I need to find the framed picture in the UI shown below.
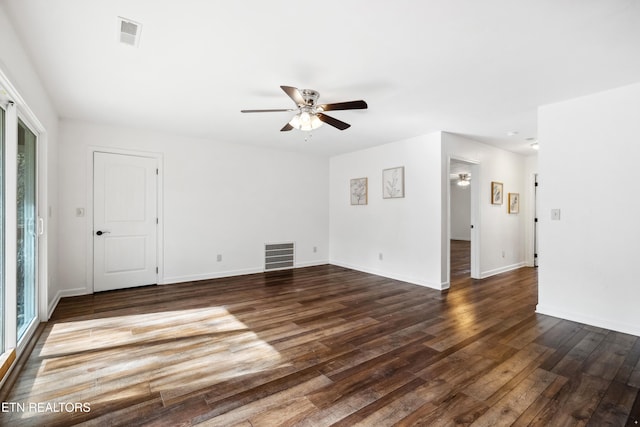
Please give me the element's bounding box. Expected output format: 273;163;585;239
383;166;404;198
350;177;368;205
508;192;520;214
491;181;503;205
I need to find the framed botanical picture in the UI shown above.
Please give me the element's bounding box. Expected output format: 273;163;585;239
491;181;503;205
508;192;520;214
383;166;405;199
350;177;368;205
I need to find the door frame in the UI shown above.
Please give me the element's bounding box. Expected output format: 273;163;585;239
85;147;164;292
446;156;481;285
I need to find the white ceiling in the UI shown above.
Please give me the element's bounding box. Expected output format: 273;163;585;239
3;0;640;157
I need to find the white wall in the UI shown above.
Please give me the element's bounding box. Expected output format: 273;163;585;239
450;182;471;240
0;5;59;317
58;120;329;295
329;132;444;289
443;133;528;279
537;82;640;336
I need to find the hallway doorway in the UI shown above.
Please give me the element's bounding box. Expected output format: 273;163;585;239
448;158;480;283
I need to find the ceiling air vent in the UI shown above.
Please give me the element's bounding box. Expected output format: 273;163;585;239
117;17;142;47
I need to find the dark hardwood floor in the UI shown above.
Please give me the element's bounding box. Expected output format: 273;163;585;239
451;239;471;280
1;259;639;426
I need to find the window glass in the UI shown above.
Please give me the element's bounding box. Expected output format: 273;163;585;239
17;119;36;340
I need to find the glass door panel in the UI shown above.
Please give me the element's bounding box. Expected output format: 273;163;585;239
17;119;36;340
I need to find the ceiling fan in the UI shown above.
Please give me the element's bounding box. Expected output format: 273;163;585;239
241;86;368;132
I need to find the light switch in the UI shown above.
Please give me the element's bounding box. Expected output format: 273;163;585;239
551;209;561;220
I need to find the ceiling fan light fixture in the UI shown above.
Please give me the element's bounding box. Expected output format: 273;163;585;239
289;112;323;131
457;173;471;187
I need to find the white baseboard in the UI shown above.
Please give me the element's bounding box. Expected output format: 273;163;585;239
536;304;640;337
47;291;61;319
480;262;526;279
47;287;90;319
162;260;329;285
162;267;264;285
295;260;329;269
329;261;445;290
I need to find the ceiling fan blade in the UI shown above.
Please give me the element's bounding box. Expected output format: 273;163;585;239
317;113;351;130
280;123;294;132
280;86;306;106
319;100;368;111
241;108;295;113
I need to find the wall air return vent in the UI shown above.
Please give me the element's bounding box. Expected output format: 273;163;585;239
117;17;142;47
265;242;295;271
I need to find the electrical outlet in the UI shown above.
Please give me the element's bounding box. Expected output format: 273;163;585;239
313;246;317;253
75;208;85;217
551;209;561;220
501;250;505;258
216;254;222;262
379;253;383;261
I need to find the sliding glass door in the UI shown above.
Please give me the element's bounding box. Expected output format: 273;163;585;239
17;119;37;340
0;73;44;381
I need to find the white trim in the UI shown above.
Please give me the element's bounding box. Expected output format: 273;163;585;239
85;146;164;293
47;290;61;319
3;102;18;351
16;317;38;355
295;260;329;269
330;261;445;290
479;262;526;279
47;287;88;319
536;304;640;338
163;267;265;285
162;259;329;285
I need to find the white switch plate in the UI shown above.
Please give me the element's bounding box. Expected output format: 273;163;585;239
551;209;561;220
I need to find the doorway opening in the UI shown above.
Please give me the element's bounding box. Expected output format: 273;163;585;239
448;158;480;283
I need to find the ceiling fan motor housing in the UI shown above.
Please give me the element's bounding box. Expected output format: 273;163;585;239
300;89;320;107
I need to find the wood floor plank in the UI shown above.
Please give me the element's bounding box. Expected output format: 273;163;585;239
464;342;554;401
533;372;610;426
0;241;637;425
588;380;639;426
469;368;559;427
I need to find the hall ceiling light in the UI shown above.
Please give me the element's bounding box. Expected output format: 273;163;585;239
457;173;471;187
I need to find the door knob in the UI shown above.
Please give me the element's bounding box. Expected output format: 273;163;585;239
96;230;110;236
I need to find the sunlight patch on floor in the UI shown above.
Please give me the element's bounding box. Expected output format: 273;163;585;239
9;307;285;422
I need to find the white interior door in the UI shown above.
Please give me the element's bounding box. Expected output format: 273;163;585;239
93;152;157;292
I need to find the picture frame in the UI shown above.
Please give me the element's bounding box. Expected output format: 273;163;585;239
508;192;520;214
383;166;405;199
350;177;368;205
491;181;503;205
